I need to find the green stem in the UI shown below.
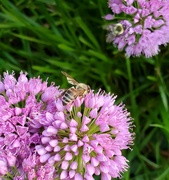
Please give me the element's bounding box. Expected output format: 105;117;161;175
126;58;134;106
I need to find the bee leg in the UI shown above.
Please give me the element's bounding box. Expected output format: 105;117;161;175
55;90;65;101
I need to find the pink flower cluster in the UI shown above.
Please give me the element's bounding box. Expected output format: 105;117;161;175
0;71;60;179
105;0;169;57
0;71;134;180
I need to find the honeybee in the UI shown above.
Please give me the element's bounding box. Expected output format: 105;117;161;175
107;23;124;37
61;71;91;105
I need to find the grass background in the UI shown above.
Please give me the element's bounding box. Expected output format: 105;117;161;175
0;0;169;179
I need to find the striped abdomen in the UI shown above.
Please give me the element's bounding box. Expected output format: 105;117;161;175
62;87;77;105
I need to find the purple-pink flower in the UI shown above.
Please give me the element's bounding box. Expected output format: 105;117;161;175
0;71;134;180
105;0;169;57
36;91;134;179
0;71;60;179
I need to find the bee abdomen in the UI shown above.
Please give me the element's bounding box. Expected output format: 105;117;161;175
62;89;76;105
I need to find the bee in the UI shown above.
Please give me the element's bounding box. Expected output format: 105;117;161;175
61;71;91;105
107;23;124;37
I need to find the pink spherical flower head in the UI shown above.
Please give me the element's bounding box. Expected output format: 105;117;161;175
105;0;169;57
0;71;61;179
36;90;135;180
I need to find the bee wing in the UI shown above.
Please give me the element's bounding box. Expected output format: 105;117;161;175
61;71;79;85
102;23;114;30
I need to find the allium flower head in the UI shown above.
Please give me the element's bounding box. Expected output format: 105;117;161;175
105;0;169;57
0;71;134;180
36;90;134;179
0;71;60;179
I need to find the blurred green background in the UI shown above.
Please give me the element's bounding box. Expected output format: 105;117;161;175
0;0;169;179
